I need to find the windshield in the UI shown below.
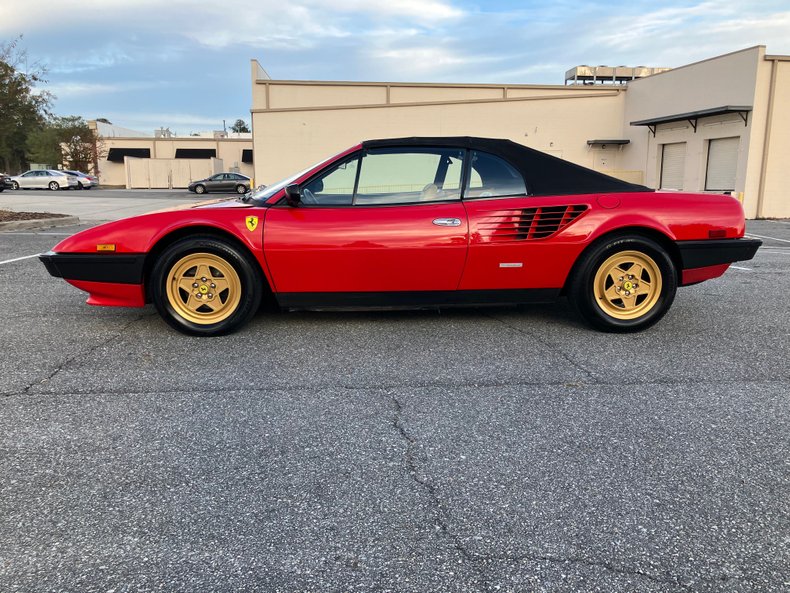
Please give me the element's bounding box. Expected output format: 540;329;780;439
245;150;354;205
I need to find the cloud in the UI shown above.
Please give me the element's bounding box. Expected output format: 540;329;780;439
4;1;790;132
325;0;464;21
46;48;134;74
45;81;163;98
100;111;232;131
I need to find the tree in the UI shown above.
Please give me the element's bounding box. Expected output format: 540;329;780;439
0;36;53;173
230;119;250;133
27;116;104;173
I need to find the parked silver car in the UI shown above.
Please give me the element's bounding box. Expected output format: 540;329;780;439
10;170;79;191
64;170;99;189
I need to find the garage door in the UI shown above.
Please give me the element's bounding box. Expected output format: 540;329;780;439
660;142;686;190
705;137;739;191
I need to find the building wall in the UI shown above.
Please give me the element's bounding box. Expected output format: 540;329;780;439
251;78;635;186
249;48;788;218
621;47;762;214
757;57;790;218
97;137;253;187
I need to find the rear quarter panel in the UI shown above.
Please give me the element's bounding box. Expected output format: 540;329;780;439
459;191;745;290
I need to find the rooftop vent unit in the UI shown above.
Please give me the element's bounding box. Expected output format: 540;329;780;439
564;65;671;85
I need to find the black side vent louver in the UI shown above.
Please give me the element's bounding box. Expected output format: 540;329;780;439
478;205;589;242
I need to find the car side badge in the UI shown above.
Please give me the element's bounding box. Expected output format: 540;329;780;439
245;216;258;232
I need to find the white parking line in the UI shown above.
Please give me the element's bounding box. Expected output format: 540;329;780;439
746;233;790;244
0;253;41;265
730;265;752;271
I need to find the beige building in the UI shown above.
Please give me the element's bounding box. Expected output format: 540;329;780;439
249;46;789;218
89;122;254;188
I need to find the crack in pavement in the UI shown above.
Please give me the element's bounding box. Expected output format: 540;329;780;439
387;391;698;591
478;552;691;590
387;392;487;587
16;313;157;397
2;377;786;400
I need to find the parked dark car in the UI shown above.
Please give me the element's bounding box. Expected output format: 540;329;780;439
188;173;251;195
0;173;13;192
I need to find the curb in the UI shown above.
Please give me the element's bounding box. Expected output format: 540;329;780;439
0;216;81;231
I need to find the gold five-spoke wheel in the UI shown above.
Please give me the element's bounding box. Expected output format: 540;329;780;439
593;250;662;320
166;253;241;324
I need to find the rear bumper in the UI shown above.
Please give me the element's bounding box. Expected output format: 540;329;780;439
40;252;145;284
677;238;762;269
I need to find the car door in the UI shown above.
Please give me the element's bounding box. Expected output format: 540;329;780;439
36;171;51;188
230;174;247;190
459;150;589;290
202;174;219;192
264;147;469;299
18;171;38;188
210;174;226;192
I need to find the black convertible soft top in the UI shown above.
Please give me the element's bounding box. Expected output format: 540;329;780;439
362;136;652;197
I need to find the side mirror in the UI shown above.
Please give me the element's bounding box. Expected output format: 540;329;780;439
284;184;301;207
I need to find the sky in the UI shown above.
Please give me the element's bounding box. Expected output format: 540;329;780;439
2;0;789;135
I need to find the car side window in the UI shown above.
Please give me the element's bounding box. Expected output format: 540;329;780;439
465;151;527;198
302;157;359;206
354;148;464;205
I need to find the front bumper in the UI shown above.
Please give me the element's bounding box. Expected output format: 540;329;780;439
40;252;146;284
676;238;762;269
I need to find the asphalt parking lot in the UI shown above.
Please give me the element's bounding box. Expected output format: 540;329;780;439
1;208;789;592
0;188;201;221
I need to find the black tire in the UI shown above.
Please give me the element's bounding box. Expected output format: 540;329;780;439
49;181;59;191
150;236;263;336
235;184;247;194
11;181;19;190
194;184;206;195
568;234;677;332
79;182;86;190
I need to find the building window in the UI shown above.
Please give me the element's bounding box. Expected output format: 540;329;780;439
705;137;739;192
660;143;686;190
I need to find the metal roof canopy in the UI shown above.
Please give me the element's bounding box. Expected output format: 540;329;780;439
630;105;752;137
106;148;152;162
586;139;630;146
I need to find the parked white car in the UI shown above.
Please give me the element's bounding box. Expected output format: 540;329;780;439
63;170;99;189
10;170;79;191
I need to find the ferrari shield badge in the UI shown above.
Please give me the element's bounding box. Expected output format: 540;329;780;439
245;216;259;232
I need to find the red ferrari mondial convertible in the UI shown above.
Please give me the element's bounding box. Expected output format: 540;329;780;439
40;137;760;336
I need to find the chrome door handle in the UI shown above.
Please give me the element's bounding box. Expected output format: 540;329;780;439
432;218;462;227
